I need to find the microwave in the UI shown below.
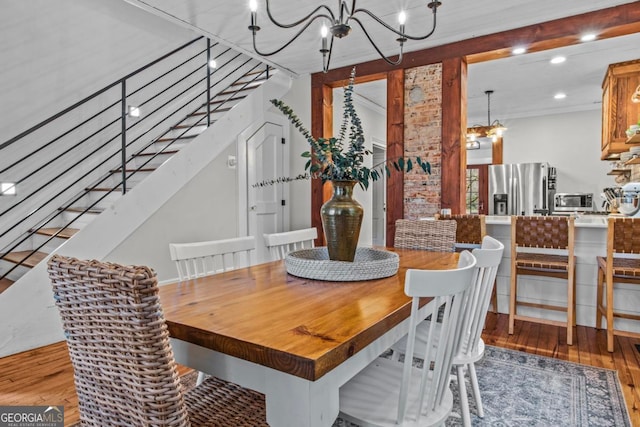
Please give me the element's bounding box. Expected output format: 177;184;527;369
553;193;594;212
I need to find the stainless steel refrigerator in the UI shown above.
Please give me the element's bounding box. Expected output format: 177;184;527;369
489;163;556;216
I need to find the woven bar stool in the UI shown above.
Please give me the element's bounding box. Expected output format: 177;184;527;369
47;255;267;427
394;218;457;252
596;217;640;352
508;215;576;345
436;214;498;312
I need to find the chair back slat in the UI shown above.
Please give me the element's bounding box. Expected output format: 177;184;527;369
459;236;505;359
264;228;317;261
169;236;256;280
394;219;457;252
397;251;476;424
47;255;190;426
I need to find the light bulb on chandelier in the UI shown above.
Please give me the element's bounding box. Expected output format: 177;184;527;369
247;0;442;73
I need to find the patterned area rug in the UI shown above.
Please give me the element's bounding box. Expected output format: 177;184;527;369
333;345;631;427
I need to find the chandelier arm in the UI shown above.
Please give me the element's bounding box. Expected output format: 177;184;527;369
351;17;403;66
265;0;335;29
322;35;335;73
351;6;438;41
341;0;355;24
252;14;332;57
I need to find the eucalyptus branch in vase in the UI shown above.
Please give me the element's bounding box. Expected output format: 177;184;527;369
255;67;431;189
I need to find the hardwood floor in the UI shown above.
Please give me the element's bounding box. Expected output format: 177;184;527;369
1;314;639;426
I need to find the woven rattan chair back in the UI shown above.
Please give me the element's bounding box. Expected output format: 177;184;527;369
394;219;457;252
47;255;267;426
509;215;576;345
169;236;256;281
48;256;190;426
437;214;486;245
596;217;640;352
264;227;317;261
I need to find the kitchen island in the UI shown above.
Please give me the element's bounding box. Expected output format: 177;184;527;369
486;215;640;334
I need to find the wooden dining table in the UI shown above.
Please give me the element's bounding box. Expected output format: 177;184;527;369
158;248;459;427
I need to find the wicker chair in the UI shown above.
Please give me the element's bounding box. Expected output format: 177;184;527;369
435;214;486;249
394;219;457;252
47;255;267;427
508;215;576;345
596;217;640;352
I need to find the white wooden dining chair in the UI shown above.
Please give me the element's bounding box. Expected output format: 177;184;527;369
169;236;256;281
339;251;477;427
390;235;504;427
169;235;256;385
263;227;317;261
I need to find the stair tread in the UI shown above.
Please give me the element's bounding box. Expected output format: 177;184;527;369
86;187;123;192
244;67;273;77
2;251;47;268
156;135;197;143
59;206;103;214
110;168;156;173
171;124;211;129
133;150;179;157
230;77;267;86
0;278;14;294
215;85;260;96
207;96;246;106
33;228;79;239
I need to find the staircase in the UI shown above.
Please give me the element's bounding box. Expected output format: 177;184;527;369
0;37;276;292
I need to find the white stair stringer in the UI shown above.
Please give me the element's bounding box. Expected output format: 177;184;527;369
0;72;292;358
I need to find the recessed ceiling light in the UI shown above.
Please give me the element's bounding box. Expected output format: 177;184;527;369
554;93;567;100
581;33;597;42
512;46;527;55
550;56;566;64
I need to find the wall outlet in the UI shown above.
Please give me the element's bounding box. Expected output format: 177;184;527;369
227;155;237;169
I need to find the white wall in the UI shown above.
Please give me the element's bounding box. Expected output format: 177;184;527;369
280;75;313;231
503;109;612;200
106;144;238;280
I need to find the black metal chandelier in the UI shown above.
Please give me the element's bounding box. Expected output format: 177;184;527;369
248;0;442;72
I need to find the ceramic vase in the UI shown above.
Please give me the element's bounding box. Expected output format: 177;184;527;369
321;180;363;262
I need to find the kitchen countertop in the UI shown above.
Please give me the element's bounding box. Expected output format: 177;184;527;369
485;215;608;228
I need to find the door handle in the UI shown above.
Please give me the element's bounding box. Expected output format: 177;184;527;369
249;205;257;211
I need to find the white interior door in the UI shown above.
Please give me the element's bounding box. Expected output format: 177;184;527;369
245;122;286;263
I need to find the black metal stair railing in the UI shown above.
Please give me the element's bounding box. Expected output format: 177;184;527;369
0;36;275;281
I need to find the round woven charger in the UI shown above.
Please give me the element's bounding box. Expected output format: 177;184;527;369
285;247;399;281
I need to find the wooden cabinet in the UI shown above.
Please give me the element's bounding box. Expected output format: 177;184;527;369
601;59;640;160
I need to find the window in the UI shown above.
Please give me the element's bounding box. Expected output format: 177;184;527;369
466;169;479;214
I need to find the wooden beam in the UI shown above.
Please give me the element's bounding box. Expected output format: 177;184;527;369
386;69;404;247
314;3;640;82
441;57;467;214
310;75;333;246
